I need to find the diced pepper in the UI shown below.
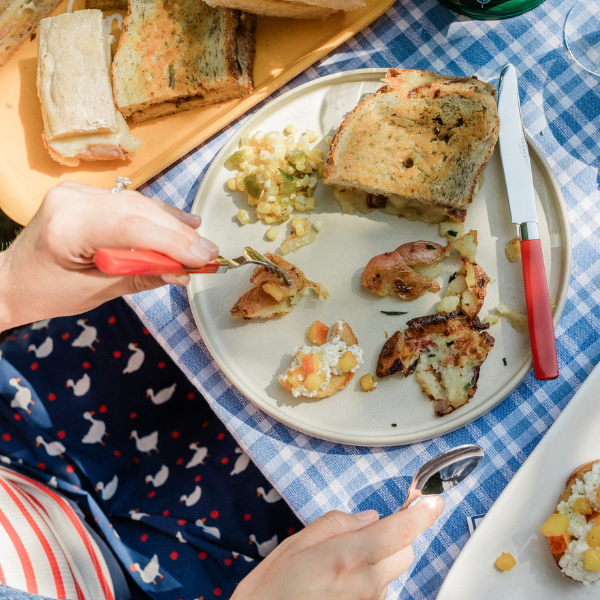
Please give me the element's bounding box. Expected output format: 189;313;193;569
301;354;319;376
540;513;570;537
227;149;247;164
494;553;516;571
338;351;358;373
307;320;329;345
244;173;262;199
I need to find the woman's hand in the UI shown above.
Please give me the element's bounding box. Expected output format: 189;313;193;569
232;496;444;600
0;181;219;330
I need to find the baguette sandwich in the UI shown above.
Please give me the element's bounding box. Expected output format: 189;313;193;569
0;0;62;66
37;10;141;166
323;69;499;224
202;0;364;19
112;0;256;123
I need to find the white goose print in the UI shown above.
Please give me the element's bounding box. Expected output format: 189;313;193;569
257;486;282;503
130;430;159;455
185;443;208;468
82;411;107;444
132;554;163;585
230;448;250;476
36;436;65;457
8;378;34;412
146;383;176;405
249;533;278;557
179;485;201;507
123;343;145;374
66;373;90;397
195;518;221;539
144;465;169;487
96;475;118;500
27;336;53;358
72;319;98;350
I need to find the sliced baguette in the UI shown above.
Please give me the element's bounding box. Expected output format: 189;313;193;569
280;321;359;399
202;0;363;19
0;0;62;66
323;68;499;223
112;0;255;123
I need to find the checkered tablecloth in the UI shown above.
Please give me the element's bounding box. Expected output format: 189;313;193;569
125;0;600;597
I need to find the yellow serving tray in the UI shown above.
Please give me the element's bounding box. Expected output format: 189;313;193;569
0;0;394;225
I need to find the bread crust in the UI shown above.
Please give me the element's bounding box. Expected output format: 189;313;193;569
279;321;358;398
112;0;256;122
323;68;499;213
548;460;600;577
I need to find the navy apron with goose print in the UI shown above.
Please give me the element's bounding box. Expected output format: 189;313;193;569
0;298;302;600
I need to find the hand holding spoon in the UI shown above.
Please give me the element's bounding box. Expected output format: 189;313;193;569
399;444;484;511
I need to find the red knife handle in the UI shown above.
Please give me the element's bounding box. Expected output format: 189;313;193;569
94;248;220;276
521;239;558;380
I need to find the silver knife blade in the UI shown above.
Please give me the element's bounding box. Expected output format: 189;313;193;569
497;63;538;227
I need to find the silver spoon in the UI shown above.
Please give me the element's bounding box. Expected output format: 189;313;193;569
399;444;484;511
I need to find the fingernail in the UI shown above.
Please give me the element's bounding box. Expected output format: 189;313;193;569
199;237;218;253
190;243;210;261
354;509;379;521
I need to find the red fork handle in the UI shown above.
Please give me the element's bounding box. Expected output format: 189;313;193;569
521;239;558;380
94;248;220;276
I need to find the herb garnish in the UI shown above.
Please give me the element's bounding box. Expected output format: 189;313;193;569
380;311;408;315
502;358;507;366
446;340;455;347
279;168;294;181
426;244;436;250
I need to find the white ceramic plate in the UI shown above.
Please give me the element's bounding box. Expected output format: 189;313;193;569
189;68;571;446
437;362;600;599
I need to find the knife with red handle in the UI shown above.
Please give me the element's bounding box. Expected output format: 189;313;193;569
497;64;558;380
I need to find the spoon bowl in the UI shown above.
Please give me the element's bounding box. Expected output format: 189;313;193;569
399;444;484;510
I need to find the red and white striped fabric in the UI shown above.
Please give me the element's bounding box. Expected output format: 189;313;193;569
0;466;115;600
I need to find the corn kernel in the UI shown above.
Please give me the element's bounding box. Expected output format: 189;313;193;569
360;373;376;392
311;148;324;160
237;210;250;225
291;216;303;226
324;136;333;145
251;131;264;145
305;129;318;143
313;219;324;232
285;124;298;135
294;202;306;212
294;221;305;237
306;197;316;210
272;204;282;216
226;178;237;191
266;226;280;241
258;201;271;213
264;131;280;146
240;134;251;146
264;216;276;224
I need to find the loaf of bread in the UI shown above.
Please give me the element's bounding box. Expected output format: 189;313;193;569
112;0;256;123
0;0;62;66
323;69;499;224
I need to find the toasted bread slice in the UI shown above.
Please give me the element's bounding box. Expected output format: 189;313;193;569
230;254;327;320
362;240;448;301
85;0;126;8
542;460;600;584
112;0;255;123
323;69;499;224
202;0;363;19
280;321;360;399
0;0;62;66
376;312;494;415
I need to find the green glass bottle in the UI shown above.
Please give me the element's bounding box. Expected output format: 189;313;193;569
437;0;546;20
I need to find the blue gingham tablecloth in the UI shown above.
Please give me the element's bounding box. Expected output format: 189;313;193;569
125;0;600;597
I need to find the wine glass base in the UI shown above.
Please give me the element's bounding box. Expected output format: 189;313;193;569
565;0;600;76
436;0;546;20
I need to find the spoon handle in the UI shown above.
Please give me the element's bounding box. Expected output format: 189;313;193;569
398;488;421;511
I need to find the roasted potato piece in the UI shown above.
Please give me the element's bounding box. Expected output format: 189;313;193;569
362;241;448;301
231;254;328;320
376;312;495;416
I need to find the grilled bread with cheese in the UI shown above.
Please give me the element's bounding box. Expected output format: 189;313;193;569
540;461;600;584
230;253;328;319
36;10;141;166
280;320;361;398
0;0;62;66
323;69;499;225
376;312;494;416
203;0;364;19
112;0;255;123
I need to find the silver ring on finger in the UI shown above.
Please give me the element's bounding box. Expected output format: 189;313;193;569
111;177;132;193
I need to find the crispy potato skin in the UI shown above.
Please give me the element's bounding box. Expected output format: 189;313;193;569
456;256;491;318
231;254;323;320
280;321;359;399
362;241;448;301
548;460;600;575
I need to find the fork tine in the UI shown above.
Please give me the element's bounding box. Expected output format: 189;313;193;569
243;247;291;286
